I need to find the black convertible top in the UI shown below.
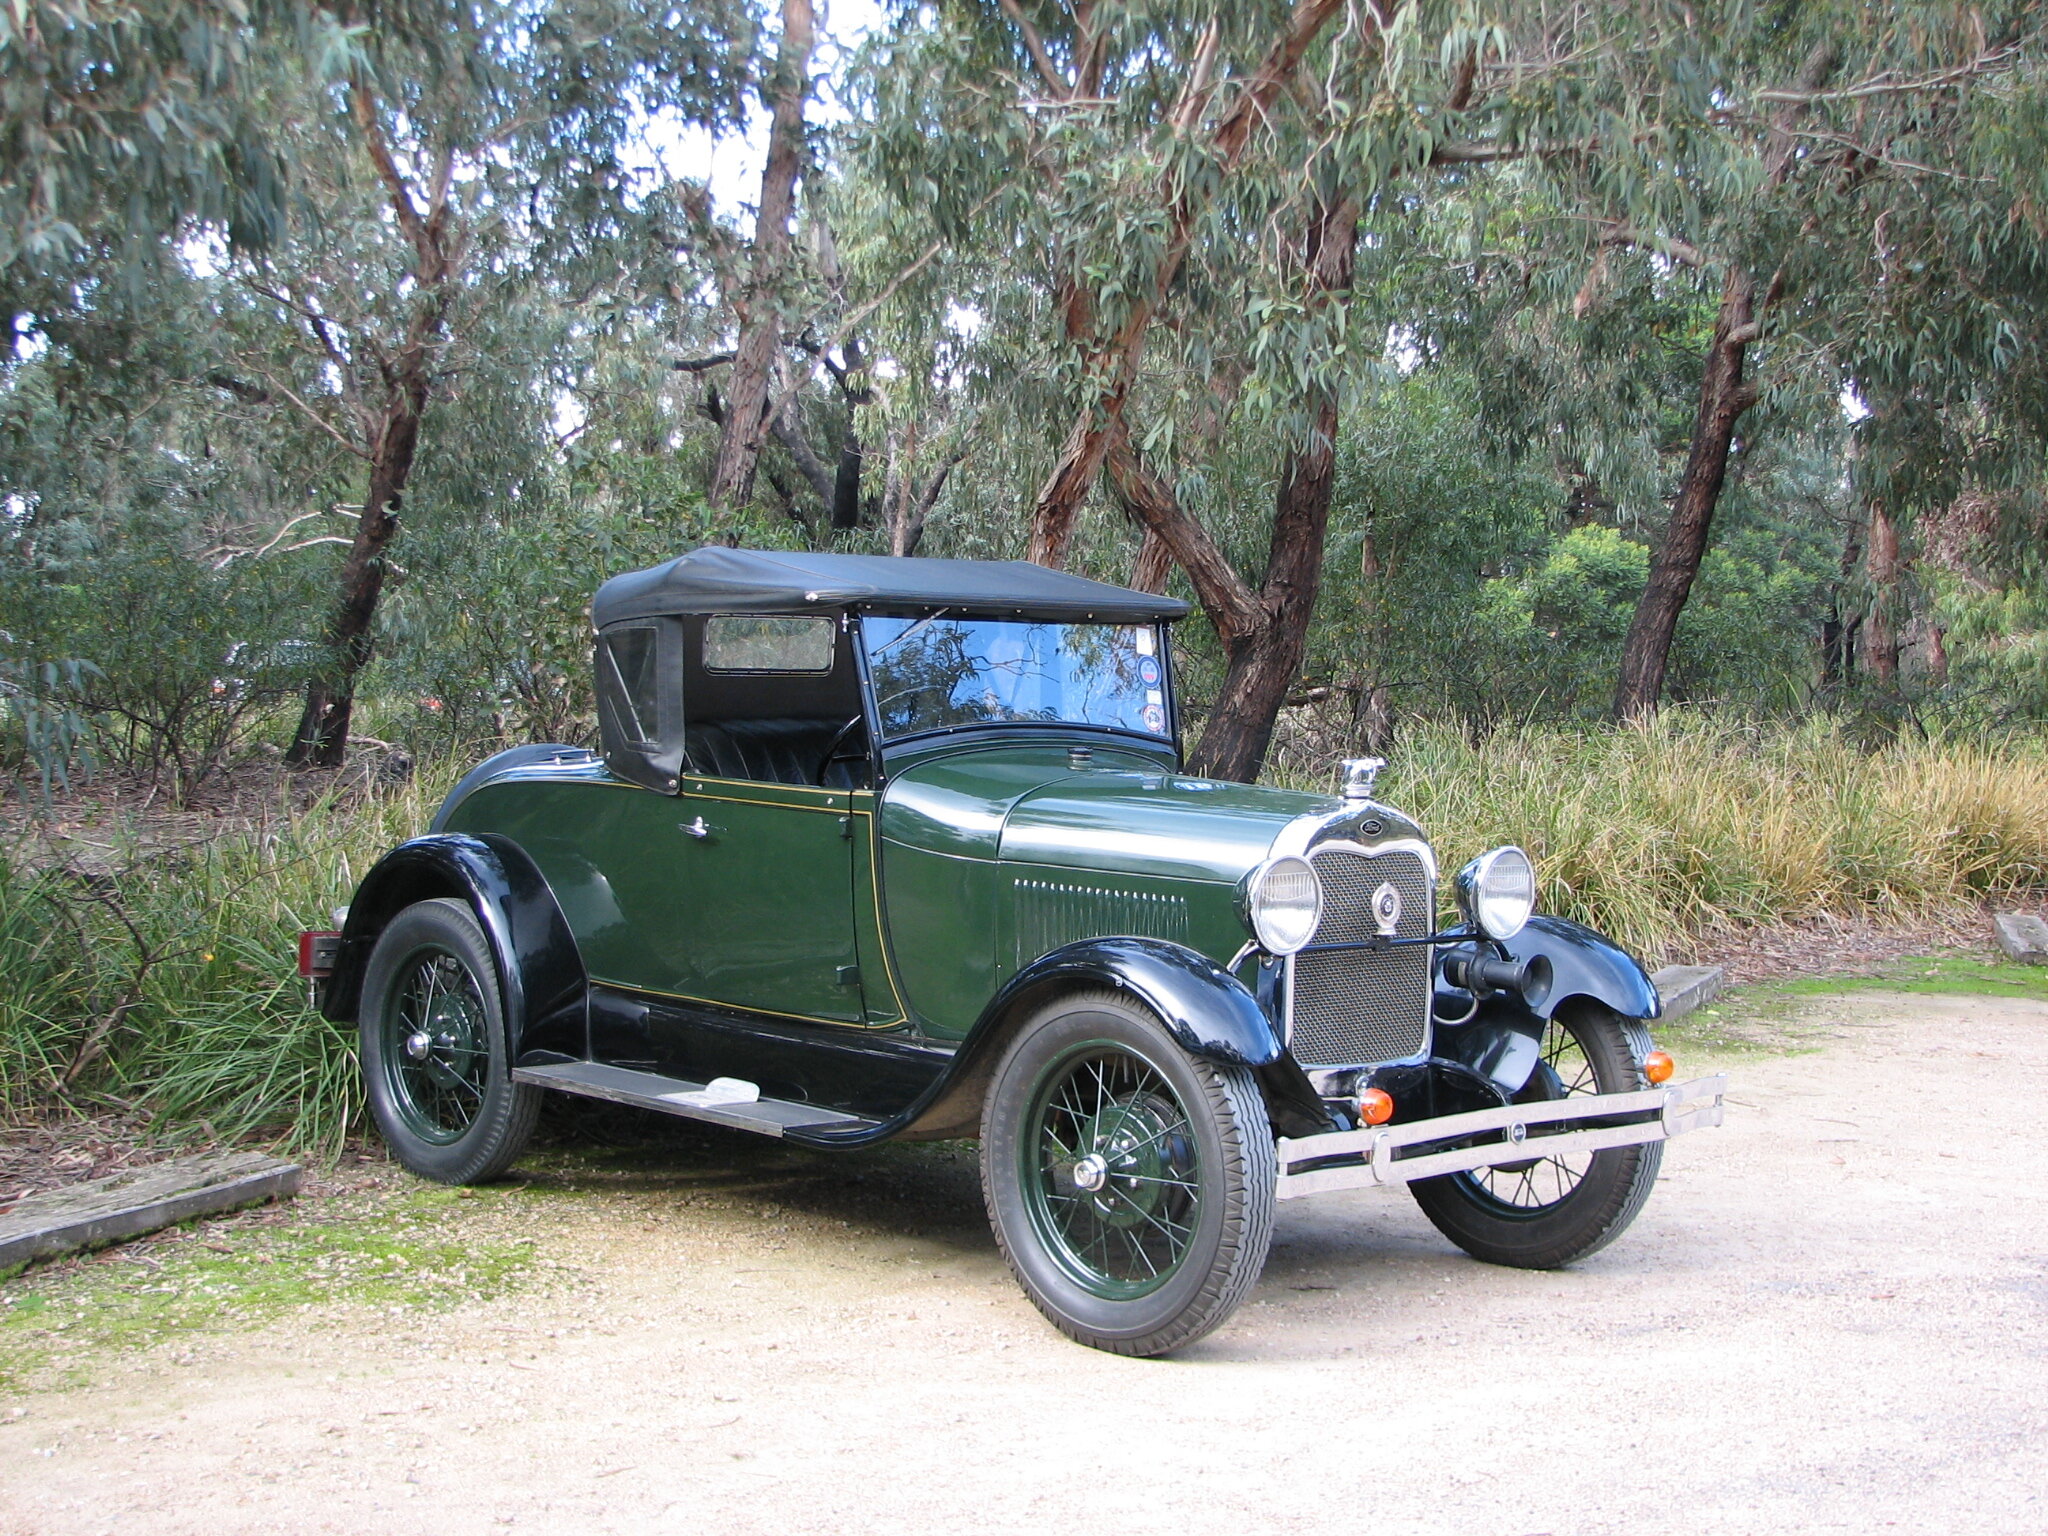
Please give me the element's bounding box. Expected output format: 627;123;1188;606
590;547;1188;628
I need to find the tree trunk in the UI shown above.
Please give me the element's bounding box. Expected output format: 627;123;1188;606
1820;514;1864;695
1189;383;1340;781
1127;529;1172;594
1609;42;1836;719
707;0;813;513
284;76;455;769
283;403;422;766
1612;266;1761;719
830;432;863;531
1865;498;1902;684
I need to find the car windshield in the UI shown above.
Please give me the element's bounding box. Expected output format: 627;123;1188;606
861;616;1170;740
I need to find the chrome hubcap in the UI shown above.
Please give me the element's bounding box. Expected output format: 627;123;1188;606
1072;1153;1109;1193
404;1030;433;1061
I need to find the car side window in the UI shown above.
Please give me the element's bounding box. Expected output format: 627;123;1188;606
704;615;835;674
602;624;662;745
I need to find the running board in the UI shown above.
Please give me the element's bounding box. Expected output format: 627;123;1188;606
512;1061;872;1138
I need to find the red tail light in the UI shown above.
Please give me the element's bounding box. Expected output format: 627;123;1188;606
298;930;342;979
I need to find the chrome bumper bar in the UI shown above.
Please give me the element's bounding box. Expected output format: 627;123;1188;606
1274;1073;1728;1200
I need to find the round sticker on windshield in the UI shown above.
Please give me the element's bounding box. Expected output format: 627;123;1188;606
1142;702;1166;734
1137;655;1161;688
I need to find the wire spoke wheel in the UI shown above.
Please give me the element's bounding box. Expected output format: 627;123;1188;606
1409;1001;1663;1270
382;950;492;1145
1465;1011;1602;1212
359;898;539;1185
981;991;1275;1356
1025;1046;1201;1299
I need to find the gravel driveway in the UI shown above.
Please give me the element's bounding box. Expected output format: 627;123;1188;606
4;990;2045;1535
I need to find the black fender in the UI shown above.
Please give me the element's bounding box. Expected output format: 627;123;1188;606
322;833;588;1061
893;936;1283;1141
1432;915;1660;1096
429;743;596;832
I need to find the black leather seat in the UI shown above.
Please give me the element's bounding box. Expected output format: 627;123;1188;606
686;718;869;788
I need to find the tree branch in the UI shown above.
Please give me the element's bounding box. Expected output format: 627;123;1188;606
996;0;1069;98
1104;427;1262;642
254;370;371;459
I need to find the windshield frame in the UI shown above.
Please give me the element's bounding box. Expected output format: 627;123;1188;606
851;611;1178;752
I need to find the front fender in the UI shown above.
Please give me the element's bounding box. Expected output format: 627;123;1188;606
1433;915;1660;1096
893;937;1283;1141
989;936;1285;1068
323;833;587;1060
1496;915;1661;1021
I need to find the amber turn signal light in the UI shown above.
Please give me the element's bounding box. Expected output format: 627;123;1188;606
1644;1049;1675;1085
1357;1087;1395;1125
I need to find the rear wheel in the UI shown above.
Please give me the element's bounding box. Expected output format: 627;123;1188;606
1408;1001;1661;1269
359;898;539;1184
980;992;1275;1357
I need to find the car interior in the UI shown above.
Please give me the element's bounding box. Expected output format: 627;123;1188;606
678;613;872;789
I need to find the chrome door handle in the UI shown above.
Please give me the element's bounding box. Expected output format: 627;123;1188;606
679;816;719;840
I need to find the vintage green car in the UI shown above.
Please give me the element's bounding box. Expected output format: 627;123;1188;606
306;549;1724;1355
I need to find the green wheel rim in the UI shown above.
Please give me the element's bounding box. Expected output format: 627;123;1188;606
379;947;491;1146
1020;1041;1201;1301
1464;1012;1600;1212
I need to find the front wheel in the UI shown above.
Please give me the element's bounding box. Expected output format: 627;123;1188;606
359;897;539;1184
980;992;1276;1357
1409;1001;1662;1269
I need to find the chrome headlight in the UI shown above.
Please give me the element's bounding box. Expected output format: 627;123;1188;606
1454;846;1536;940
1242;855;1323;956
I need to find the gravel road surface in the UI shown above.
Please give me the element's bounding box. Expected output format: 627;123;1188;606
4;990;2045;1535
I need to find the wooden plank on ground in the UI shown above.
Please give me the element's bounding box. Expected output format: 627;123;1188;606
0;1151;302;1273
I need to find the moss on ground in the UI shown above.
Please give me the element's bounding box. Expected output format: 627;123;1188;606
0;1178;553;1394
1651;954;2048;1064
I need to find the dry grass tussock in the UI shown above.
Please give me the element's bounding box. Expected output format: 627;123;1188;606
1271;714;2048;965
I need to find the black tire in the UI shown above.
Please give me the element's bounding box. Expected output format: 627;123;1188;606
1409;1001;1661;1269
359;897;539;1184
980;991;1276;1357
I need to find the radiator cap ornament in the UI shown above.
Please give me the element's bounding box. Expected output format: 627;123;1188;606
1341;757;1385;802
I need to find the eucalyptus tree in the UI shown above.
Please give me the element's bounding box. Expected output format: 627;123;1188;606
0;0;291;317
198;0;752;767
1494;5;2043;717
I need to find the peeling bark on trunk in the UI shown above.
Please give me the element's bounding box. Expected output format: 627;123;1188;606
1127;529;1172;594
707;0;813;514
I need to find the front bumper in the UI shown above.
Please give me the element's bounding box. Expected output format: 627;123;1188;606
1275;1074;1728;1199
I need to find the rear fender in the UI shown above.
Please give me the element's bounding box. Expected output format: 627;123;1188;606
323;833;587;1060
896;937;1284;1140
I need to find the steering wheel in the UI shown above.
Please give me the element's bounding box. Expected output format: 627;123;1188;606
815;714;872;787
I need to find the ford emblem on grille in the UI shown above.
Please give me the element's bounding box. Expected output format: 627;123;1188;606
1372;881;1402;937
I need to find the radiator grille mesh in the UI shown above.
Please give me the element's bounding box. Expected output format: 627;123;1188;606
1287;848;1434;1067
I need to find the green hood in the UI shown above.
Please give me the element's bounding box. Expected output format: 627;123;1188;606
999;771;1331;884
879;742;1338;885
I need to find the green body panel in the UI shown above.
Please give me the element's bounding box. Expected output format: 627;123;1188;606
875;744;1341;1039
441;736;1363;1048
446;767;868;1026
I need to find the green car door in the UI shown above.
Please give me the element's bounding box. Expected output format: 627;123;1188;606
660;777;867;1024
